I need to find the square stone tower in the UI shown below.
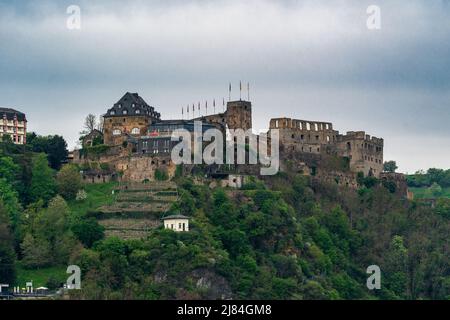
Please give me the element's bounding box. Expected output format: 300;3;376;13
225;100;252;131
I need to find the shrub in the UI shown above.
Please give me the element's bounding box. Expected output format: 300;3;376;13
76;189;88;201
155;169;169;181
57;164;82;200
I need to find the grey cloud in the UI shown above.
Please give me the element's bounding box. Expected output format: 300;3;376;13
0;0;449;172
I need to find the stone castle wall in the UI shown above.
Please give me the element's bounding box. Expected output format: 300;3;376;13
103;115;154;146
337;131;384;177
270;117;339;155
270;117;384;178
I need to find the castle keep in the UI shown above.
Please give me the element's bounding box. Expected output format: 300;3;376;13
103;92;161;146
74;91;386;185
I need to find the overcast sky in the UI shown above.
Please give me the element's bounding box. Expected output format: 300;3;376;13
0;0;449;173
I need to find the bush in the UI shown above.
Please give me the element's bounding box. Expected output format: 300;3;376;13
72;218;105;248
435;198;450;218
155;169;169;181
382;180;397;193
76;190;88;201
85;144;110;157
429;182;443;197
46;276;62;290
100;163;110;171
57;164;82;200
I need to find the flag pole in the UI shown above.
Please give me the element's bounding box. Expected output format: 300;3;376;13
239;81;242;101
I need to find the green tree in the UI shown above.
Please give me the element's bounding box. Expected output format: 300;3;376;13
0;201;16;284
35;196;77;264
30;153;57;204
383;161;398;173
28;134;68;170
72;218;105;248
21;196;78;267
0;154;20;186
21;233;52;268
57;164;82;200
435;198;450;218
384;235;408;297
0;178;20;228
428;182;443;197
1;134;12;144
427;168;445;185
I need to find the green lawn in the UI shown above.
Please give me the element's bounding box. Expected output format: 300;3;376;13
68;182;118;217
15;263;67;288
409;187;450;199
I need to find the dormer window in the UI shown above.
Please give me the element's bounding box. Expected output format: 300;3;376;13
123;110;128;115
118;104;122;108
132;104;135;108
110;111;115;115
136;109;140;114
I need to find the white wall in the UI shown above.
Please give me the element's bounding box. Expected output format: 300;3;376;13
164;218;189;232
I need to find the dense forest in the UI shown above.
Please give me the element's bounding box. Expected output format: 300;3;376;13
0;136;449;300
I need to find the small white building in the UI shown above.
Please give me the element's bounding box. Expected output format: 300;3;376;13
162;214;190;232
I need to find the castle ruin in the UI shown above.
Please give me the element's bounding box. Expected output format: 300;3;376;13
74;91;387;187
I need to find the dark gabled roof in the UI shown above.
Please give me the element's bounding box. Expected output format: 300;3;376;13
104;92;161;119
0;107;27;121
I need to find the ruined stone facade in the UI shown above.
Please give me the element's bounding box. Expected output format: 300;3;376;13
270;117;384;177
379;172;413;200
337;131;384;177
270;118;338;155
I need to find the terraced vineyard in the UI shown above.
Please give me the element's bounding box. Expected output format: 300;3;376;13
91;181;179;239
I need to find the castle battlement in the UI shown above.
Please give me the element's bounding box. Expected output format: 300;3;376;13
270;117;334;132
340;131;384;146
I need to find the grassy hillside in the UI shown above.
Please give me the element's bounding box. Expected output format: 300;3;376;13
409;187;450;199
15;263;67;288
67;182;117;217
